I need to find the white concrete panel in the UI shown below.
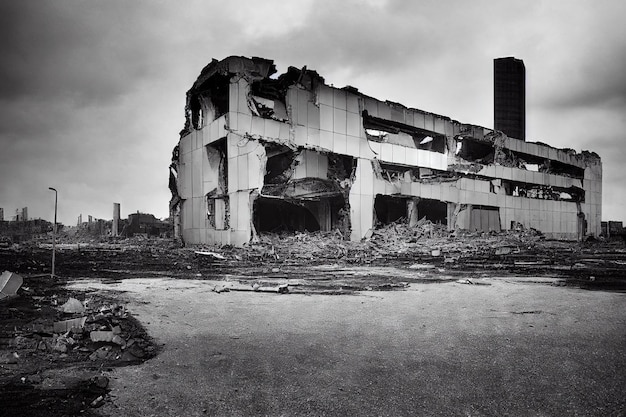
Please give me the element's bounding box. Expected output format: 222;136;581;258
347;112;361;137
307;127;320;148
377;103;391;120
229;81;239;113
346;135;360;157
359;138;375;159
333;108;347;135
391;145;407;165
227;157;237;194
333;133;347;155
307;102;320;130
191;149;203;197
248;152;263;190
368;141;381;157
251;116;265;136
380;143;393;162
320;130;333;151
237;113;252;134
294;125;307;147
318;85;333;106
347;93;360;114
333;89;347;110
320;104;333;132
265;119;281;139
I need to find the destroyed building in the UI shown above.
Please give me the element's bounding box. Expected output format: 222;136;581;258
169;56;602;246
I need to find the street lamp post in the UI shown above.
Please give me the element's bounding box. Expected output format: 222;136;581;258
48;187;57;279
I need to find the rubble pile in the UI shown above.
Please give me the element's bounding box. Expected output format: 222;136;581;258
0;275;157;413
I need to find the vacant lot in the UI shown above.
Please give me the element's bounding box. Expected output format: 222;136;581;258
68;276;626;417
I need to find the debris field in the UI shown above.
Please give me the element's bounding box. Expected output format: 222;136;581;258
1;223;626;415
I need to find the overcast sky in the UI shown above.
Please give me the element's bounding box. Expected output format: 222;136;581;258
0;0;624;226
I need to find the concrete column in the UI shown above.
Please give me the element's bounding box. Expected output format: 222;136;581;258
112;203;121;236
407;198;419;227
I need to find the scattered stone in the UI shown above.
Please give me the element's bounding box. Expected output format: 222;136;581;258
60;297;85;314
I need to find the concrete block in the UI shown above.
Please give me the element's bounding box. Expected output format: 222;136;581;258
347;112;361;137
421;184;432;199
320;104;333;131
333;108;347;134
488;193;498;206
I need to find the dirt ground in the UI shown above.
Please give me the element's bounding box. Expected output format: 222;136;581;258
1;231;626;416
63;277;626;417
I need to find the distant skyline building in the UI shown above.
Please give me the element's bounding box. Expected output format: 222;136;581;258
494;57;525;141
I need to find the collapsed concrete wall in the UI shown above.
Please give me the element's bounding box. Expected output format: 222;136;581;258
171;56;602;246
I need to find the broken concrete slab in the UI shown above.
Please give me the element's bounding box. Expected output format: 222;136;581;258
195;251;226;260
90;331;126;346
53;317;87;334
0;270;23;300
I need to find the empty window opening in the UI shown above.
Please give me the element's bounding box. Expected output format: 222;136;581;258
188;74;230;130
416;199;447;224
264;145;296;184
502;180;584;202
253;198;320;233
456;139;494;163
207;138;228;194
374;195;407;225
206;196;229;230
362;111;446;153
328;154;355;182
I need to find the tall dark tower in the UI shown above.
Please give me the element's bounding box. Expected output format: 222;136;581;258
494;57;525;141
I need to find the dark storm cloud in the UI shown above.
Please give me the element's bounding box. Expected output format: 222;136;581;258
0;1;163;106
